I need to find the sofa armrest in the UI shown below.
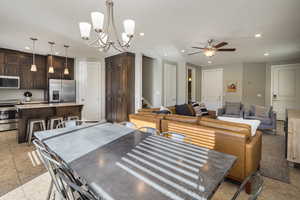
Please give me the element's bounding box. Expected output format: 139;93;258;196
217;107;225;116
271;112;277;129
245;131;262;177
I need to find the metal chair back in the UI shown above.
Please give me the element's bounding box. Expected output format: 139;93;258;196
118;121;137;129
138;126;159;135
33;139;98;200
56;120;88;129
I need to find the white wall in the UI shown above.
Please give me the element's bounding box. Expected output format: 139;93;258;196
201;63;244;103
242;63;266;106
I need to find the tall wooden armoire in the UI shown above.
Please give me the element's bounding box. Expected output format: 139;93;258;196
105;52;135;122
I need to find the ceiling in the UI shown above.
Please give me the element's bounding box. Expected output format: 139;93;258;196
0;0;300;66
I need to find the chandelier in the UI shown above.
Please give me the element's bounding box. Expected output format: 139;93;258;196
79;0;135;52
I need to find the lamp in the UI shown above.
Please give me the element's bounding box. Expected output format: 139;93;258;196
79;0;135;52
64;45;70;75
48;42;55;73
30;38;38;72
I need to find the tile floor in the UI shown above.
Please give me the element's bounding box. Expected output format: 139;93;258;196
0;125;300;200
0;130;46;197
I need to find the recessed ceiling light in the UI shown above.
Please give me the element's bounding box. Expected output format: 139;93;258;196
255;33;262;38
208;61;212;64
139;32;145;36
164;53;167;57
25;46;30;50
264;52;269;56
181;49;185;53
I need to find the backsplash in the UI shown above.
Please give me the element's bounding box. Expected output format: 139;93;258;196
0;89;45;101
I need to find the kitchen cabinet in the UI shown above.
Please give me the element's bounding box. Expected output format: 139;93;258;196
19;53;47;89
0;51;20;76
46;55;74;80
0;48;74;90
105;52;135;122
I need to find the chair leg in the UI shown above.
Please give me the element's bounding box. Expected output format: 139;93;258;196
28;122;34;144
46;179;54;200
42;121;46;130
245;181;251;194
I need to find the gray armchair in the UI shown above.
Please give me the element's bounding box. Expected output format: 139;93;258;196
244;105;277;131
217;102;244;118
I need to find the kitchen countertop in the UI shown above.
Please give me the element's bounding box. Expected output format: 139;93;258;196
15;103;83;110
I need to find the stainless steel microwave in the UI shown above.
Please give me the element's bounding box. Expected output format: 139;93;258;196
0;76;20;89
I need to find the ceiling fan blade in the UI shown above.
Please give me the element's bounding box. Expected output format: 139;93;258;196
192;47;205;49
188;52;201;55
214;42;228;48
217;48;236;51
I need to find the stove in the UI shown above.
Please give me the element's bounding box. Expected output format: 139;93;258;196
0;99;19;131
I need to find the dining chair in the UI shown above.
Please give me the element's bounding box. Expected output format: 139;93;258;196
56;120;87;129
137;126;159;135
33;139;99;200
118;121;137;129
231;171;263;200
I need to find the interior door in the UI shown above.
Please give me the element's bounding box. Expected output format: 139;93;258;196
164;63;177;106
84;62;101;121
272;64;300;120
202;69;223;111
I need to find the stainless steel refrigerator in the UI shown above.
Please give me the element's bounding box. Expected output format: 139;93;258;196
48;79;76;103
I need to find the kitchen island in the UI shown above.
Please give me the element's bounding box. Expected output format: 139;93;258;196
16;103;83;143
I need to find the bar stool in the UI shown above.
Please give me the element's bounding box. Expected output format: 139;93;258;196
67;116;80;121
27;119;46;144
47;117;64;130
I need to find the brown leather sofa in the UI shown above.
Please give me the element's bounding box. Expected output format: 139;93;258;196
129;110;262;182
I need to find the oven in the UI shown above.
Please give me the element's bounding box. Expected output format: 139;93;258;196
0;100;19;131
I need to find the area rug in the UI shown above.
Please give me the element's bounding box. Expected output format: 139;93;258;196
260;130;290;183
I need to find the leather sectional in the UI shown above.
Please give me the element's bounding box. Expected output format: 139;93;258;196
129;107;262;183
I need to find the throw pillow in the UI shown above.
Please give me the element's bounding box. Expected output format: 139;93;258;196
175;104;193;116
192;102;208;116
225;102;241;115
152;106;172;114
152;110;171;114
255;105;271;118
187;104;196;116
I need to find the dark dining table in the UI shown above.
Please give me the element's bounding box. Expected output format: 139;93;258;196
35;123;236;200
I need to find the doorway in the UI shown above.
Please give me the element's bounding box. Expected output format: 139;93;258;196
201;69;223;111
187;66;196;103
142;56;155;108
271;64;300;120
77;61;104;122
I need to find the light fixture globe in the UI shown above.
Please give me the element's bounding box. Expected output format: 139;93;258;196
79;22;91;40
30;64;37;72
48;66;54;73
204;49;216;57
91;12;104;32
64;67;69;75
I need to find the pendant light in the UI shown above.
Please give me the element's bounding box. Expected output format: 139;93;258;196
30;38;38;72
48;42;55;73
63;45;69;75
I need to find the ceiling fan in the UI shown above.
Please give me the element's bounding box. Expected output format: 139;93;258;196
188;39;236;57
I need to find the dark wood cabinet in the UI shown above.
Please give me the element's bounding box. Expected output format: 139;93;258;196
0;51;20;76
19;53;47;89
0;48;74;90
46;55;74;80
105;52;135;122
